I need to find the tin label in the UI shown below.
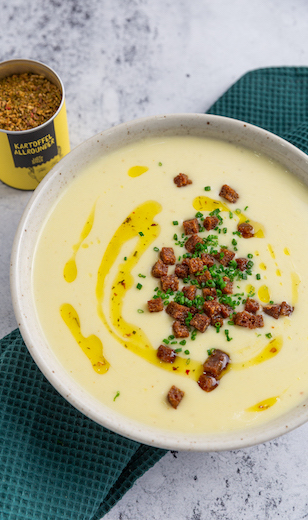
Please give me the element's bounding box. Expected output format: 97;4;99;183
7;120;58;168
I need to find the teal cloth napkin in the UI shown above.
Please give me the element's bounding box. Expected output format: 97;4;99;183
207;66;308;153
2;67;308;519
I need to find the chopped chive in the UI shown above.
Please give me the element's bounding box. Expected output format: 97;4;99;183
266;333;272;339
138;231;144;236
229;211;233;219
173;220;179;225
138;273;146;278
207;348;215;356
137;309;144;313
154;247;159;252
163;339;169;344
113;391;120;401
215;322;221;333
247;253;253;259
244;206;248;211
158;162;162;166
204;186;211;191
136;283;142;290
184;349;190;355
179;340;187;346
224;329;233;342
173;234;178;240
256;273;261;280
175;347;182;353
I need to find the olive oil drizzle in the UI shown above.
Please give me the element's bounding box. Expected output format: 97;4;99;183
60;303;109;374
94;200;202;379
291;271;301;305
60;199;284;379
258;284;271;303
237;212;265;238
267;244;276;259
246;396;279;412
231;336;283;371
63;203;96;283
193;196;229;213
128;165;149;177
192;195;265;238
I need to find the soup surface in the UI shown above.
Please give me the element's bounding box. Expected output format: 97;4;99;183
33;136;308;434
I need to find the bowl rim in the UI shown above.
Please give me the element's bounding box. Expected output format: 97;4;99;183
10;112;308;451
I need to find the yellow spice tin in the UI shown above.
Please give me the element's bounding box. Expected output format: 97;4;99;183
0;59;70;190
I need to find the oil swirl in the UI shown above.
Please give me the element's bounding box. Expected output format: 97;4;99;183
95;200;202;379
246;396;279;412
192;195;265;237
63;203;96;283
193;196;230;213
258;285;271;303
128;165;149;177
231;336;282;370
60;303;109;373
291;272;301;305
60;199;283;378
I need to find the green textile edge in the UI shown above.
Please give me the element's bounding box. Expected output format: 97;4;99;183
207;66;308;154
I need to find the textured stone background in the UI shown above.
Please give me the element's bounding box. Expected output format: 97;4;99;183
1;1;308;519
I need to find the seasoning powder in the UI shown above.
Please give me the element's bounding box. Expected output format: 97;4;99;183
0;67;70;190
0;73;61;131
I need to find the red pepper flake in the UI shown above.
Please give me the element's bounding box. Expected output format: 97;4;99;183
185;369;190;375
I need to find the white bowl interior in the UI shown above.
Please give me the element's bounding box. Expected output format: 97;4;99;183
10;113;308;450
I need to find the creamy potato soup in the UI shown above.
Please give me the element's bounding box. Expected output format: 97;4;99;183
33;136;308;434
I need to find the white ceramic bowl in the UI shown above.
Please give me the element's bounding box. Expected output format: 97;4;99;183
10;114;308;451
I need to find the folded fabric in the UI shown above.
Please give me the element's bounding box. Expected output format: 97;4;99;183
1;66;308;520
0;329;166;520
207;66;308;154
